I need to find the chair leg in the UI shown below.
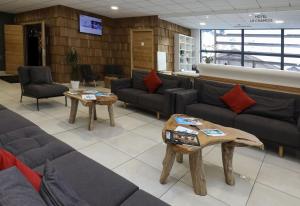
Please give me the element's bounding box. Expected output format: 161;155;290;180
36;98;40;111
20;94;23;103
278;145;284;157
65;96;68;107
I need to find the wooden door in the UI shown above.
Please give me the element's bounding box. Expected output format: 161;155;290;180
131;30;154;71
4;25;24;74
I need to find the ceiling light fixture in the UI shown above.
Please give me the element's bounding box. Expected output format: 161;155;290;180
200;22;206;26
111;6;119;10
274;20;284;24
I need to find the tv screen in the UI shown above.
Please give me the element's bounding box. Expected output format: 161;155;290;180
79;15;102;36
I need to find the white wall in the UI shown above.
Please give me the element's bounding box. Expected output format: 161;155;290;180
198;63;300;89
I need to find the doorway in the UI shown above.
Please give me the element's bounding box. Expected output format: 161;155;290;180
131;29;154;73
25;24;42;66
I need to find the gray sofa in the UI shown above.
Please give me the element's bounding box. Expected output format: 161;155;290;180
0;105;169;206
111;70;192;118
176;79;300;155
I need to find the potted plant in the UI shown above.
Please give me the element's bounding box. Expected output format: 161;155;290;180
204;56;214;64
66;47;79;90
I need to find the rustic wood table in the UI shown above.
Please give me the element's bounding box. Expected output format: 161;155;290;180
160;114;264;196
64;92;118;130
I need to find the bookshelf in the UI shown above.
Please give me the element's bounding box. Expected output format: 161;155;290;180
174;33;195;72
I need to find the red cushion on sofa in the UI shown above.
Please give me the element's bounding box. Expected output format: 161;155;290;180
143;70;162;93
0;149;41;191
220;84;256;113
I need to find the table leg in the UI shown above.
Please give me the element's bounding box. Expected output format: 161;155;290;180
108;104;115;127
221;142;235;186
88;104;95;131
69;99;79;124
189;150;207;196
94;104;97;120
160;144;176;184
176;153;183;163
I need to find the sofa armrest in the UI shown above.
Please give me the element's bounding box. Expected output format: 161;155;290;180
175;89;198;114
111;78;132;94
163;88;185;116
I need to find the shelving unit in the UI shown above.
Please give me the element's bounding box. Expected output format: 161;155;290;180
174;33;195;72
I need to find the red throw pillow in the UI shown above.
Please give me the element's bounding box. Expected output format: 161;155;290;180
0;149;41;191
144;70;162;93
220;84;256;113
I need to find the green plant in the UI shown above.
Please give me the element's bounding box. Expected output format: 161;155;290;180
204;56;214;64
66;47;79;80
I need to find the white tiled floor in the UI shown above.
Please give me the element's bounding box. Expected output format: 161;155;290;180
1;80;300;206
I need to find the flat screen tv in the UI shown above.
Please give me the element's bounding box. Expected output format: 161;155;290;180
79;14;102;36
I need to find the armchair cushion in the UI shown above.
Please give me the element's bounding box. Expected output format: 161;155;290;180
156;79;180;95
30;67;52;84
24;84;68;98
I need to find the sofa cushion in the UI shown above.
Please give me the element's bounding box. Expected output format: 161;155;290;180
199;83;233;108
186;103;236;127
0;126;74;169
132;71;148;91
0;167;46;206
40;161;90;206
221;84;256;113
0;149;41;191
243;94;295;123
144;70;162;93
138;93;165;112
156;79;180;95
235;114;300;147
23;84;68;98
117;88;147;104
30;67;52;84
121;190;169;206
34;151;138;206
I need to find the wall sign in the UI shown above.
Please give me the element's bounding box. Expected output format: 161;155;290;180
250;14;273;23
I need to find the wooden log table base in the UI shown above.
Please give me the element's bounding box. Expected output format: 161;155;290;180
160;114;264;196
64;92;117;130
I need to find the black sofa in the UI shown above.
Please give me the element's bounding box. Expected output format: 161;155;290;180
0;104;169;206
176;79;300;156
111;70;192;118
18;66;69;111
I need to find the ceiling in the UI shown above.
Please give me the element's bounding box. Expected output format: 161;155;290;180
1;0;300;29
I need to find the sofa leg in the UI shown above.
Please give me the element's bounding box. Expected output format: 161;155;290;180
65;96;68;107
278;145;284;157
156;112;160;120
36;99;40;111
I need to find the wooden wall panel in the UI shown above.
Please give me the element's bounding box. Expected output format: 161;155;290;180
4;25;24;74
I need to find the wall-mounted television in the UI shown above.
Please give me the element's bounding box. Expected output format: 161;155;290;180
79;14;102;36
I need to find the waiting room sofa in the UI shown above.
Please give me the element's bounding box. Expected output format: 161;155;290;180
0;104;169;206
176;79;300;156
111;70;192;118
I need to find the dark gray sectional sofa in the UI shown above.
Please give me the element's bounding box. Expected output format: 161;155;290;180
0;104;169;206
111;70;192;117
176;79;300;154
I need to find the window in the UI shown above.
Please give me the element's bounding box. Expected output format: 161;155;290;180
200;29;300;71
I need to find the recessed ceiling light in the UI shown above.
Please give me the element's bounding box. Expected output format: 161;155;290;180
111;6;119;10
205;16;209;19
254;12;261;15
200;22;206;26
274;20;284;24
249;14;252;17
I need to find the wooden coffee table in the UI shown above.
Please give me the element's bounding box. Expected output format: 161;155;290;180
160;114;264;196
64;92;118;130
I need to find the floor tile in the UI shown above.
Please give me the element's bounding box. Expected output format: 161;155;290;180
131;124;164;143
161;181;228;206
264;152;300;173
247;183;300;206
257;162;300;198
181;163;254;206
127;111;157;123
105;132;158;157
79;142;132;169
114;159;177;198
112;115;148;130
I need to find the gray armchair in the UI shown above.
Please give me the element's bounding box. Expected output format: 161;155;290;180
18;66;69;111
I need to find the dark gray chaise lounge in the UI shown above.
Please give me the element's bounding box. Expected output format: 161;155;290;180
0;104;169;206
18;66;69;111
176;79;300;156
111;69;192;118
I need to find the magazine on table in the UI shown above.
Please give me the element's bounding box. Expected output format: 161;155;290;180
82;94;96;100
201;129;225;137
83;90;99;94
165;129;200;146
175;117;202;126
95;92;113;97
